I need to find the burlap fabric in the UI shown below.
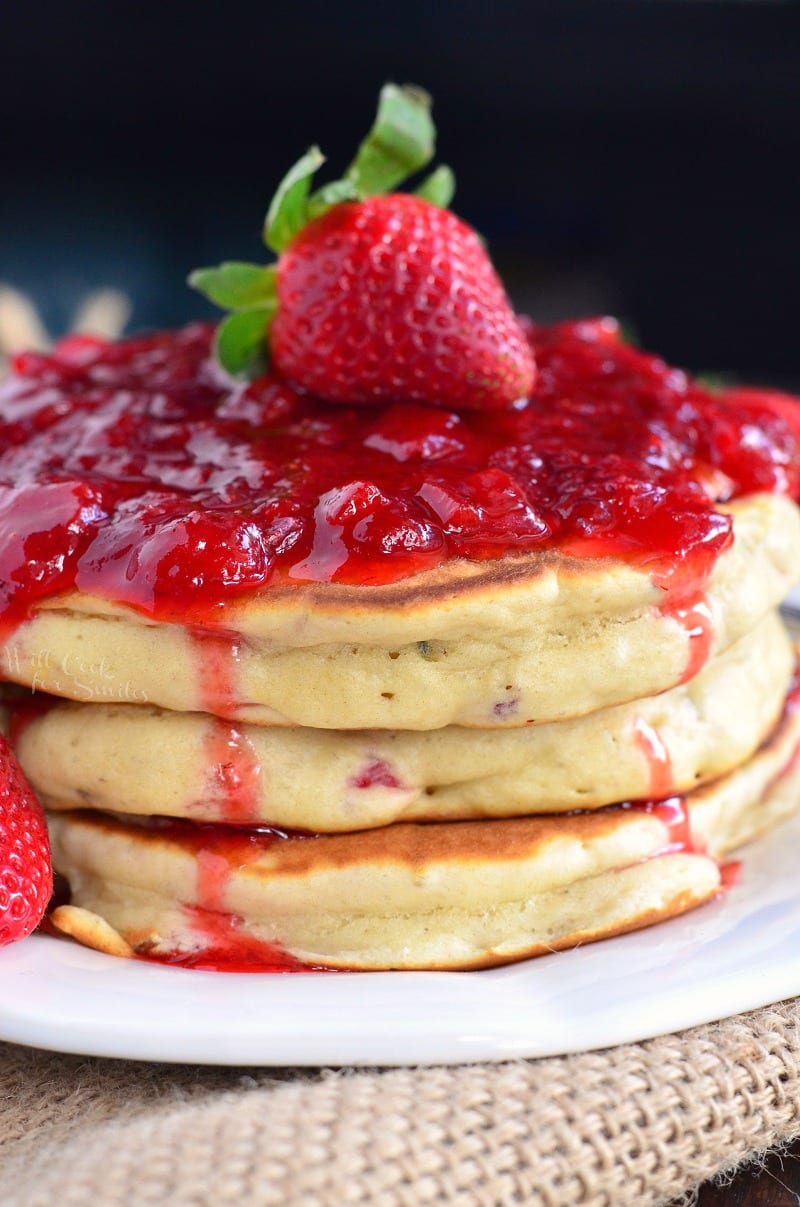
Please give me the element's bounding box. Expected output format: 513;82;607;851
2;999;800;1206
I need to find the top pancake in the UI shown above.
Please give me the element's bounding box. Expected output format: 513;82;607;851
2;321;800;728
2;491;799;728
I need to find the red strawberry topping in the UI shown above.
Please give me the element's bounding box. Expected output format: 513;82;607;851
270;195;534;410
721;386;800;447
0;734;52;947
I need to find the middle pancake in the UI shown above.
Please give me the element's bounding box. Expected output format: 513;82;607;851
12;610;792;832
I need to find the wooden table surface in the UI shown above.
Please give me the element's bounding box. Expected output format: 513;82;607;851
696;1139;800;1205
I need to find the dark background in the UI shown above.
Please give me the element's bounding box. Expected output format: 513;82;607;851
2;0;799;383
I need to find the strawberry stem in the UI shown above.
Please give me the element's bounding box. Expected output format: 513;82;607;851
343;83;435;197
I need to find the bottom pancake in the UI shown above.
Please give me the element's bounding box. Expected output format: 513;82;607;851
47;696;800;971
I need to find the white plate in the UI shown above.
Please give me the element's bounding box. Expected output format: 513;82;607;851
2;808;800;1067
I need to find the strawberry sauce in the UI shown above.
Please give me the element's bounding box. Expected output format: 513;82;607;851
188;627;243;717
664;597;715;683
127;816;326;972
200;719;262;824
719;862;742;890
631;717;675;798
154;909;325;974
0;319;798;639
643;796;695;855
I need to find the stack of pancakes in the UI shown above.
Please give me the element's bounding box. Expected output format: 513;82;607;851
1;488;798;969
3;317;800;970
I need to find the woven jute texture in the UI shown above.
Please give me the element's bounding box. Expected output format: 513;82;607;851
3;999;800;1206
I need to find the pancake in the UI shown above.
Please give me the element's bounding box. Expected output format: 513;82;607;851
15;612;794;831
3;491;800;730
3;320;800;730
46;691;800;970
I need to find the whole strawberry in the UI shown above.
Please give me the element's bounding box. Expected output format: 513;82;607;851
270;194;533;409
0;734;52;947
190;84;535;411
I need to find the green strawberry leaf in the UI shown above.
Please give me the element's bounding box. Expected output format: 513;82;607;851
264;145;325;254
215;308;274;378
344;83;435;196
415;164;456;208
307;178;362;221
188;262;277;311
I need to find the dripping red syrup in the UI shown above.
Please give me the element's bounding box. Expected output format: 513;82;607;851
631;717;675;798
0;318;798;653
615;797;738;895
719;862;742;891
625;796;697;856
624;661;800;889
200;718;262;824
618;664;800;890
188;626;243;721
663;596;714;684
139;912;333;975
113;815;334;973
